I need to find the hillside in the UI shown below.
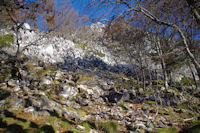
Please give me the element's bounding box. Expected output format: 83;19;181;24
0;23;200;133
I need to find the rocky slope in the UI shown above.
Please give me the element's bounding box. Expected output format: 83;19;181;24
0;55;200;133
0;23;200;133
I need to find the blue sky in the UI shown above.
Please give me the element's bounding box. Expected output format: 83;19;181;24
57;0;128;24
34;0;129;29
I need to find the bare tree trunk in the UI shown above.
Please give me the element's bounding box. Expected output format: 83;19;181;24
142;68;146;89
155;69;158;86
169;72;173;86
138;52;146;89
148;69;152;86
144;56;152;86
15;27;20;57
161;59;169;88
155;39;169;88
187;61;198;89
133;67;139;84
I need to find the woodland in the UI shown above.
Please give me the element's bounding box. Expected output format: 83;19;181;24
0;0;199;133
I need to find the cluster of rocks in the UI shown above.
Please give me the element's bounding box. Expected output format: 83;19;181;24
17;23;118;66
0;58;199;132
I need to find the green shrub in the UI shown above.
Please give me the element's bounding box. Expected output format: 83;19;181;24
75;43;88;48
180;76;195;86
47;91;53;99
0;34;14;48
77;109;86;117
66;107;76;112
60;121;71;127
100;121;120;133
119;103;128;110
80;122;91;131
47;116;57;124
57;78;63;82
58;95;65;100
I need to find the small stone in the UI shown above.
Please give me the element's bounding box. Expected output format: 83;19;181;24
23;86;29;92
80;115;92;121
145;128;153;132
23;23;31;29
38;91;46;96
161;87;165;91
10;97;23;110
21;80;30;87
136;123;146;129
76;125;85;131
8;79;20;87
132;89;137;96
78;84;93;95
134;129;144;133
149;95;156;101
13;86;21;92
40;78;52;85
77;98;89;106
60;85;77;99
38;110;50;116
167;89;175;93
0;83;7;89
24;106;35;113
0;100;6;108
157;121;166;128
139;88;144;94
89;129;98;133
146;121;154;128
55;71;63;79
